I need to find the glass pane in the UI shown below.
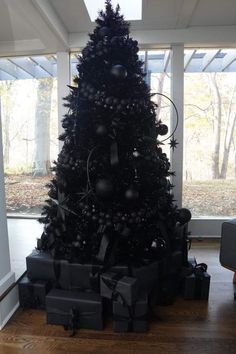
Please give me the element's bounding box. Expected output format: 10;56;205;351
0;55;58;215
147;49;171;158
183;48;236;217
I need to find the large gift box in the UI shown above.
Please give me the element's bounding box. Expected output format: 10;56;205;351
46;289;103;330
183;263;210;300
100;272;138;306
19;275;51;309
26;250;67;284
59;262;103;291
112;294;148;332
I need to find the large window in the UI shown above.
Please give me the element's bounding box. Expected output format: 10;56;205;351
0;55;58;215
183;49;236;217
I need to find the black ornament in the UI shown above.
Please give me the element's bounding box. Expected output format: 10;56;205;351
95;179;114;199
176;208;192;224
111;65;127;79
125;187;139;201
169;137;179;151
98;26;111;38
95;125;108;137
158;124;168;136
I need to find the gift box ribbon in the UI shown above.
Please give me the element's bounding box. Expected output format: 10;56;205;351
47;306;101;336
113;306;147;332
101;273;128;305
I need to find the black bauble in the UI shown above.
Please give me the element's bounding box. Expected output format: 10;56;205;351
98;26;110;38
111;64;127;79
176;208;192;224
95;179;114;199
95;125;108;137
158;124;169;136
125;187;139;201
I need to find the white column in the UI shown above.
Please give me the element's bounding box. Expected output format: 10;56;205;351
170;44;184;208
0;99;15;298
56;52;71;151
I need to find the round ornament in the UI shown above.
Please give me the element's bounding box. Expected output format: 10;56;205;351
95;125;108;137
176;208;192;224
125;187;139;201
98;26;110;38
111;64;127;79
95;179;114;199
158;124;168;136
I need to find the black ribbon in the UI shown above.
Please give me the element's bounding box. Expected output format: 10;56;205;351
113;307;147;332
96;234;111;264
53;259;62;288
193;263;208;299
101;273;126;305
110;141;119;167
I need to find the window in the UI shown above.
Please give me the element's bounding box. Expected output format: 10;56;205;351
183;49;236;217
0;55;58;215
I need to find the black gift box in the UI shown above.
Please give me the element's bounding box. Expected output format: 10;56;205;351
59;262;103;291
100;272;138;306
26;250;67;284
170;251;183;274
19;275;51;309
132;261;159;295
112;294;148;332
184;271;210;300
46;289;103;330
157;274;180;306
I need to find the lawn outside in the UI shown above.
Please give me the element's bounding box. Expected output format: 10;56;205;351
4;174;236;217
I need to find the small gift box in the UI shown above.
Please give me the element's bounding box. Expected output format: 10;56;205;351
112;294;148;332
157;274;180;306
184;263;210;300
100;272;138;306
26;250;67;285
59;262;103;291
18;275;51;309
46;289;103;330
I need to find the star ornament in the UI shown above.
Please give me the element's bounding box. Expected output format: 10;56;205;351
169;137;179;151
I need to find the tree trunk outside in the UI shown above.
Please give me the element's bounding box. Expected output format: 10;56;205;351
211;74;221;179
220;113;236;179
33;78;53;176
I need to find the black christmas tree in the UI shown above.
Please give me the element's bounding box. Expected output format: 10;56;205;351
38;1;186;264
19;1;196;333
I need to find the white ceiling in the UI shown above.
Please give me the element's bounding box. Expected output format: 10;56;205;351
0;0;236;56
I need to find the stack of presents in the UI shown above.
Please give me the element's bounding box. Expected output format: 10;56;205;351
18;222;211;333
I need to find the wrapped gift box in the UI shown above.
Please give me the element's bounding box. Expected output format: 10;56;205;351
132;261;159;295
100;272;138;306
112;294;148;332
59;262;103;291
184;269;210;300
156;274;180;306
26;250;67;284
46;289;103;330
19;275;51;309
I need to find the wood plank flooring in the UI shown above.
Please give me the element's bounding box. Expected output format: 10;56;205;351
1;241;236;354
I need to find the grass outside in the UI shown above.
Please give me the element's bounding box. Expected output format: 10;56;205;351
4;174;236;217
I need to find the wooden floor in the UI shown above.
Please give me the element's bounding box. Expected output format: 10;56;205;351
1;241;236;354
